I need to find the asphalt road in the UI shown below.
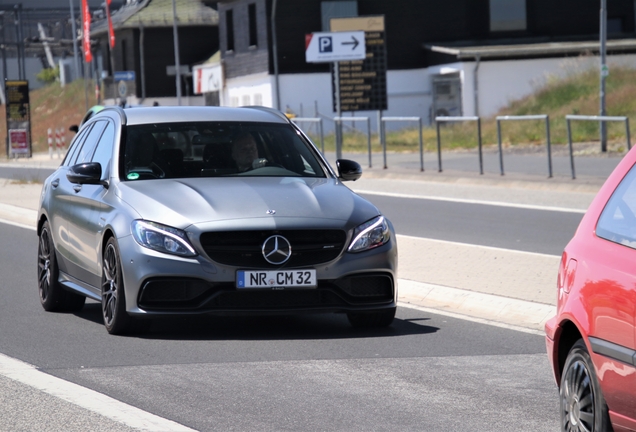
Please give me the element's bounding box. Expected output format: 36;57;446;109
0;215;560;431
360;193;581;255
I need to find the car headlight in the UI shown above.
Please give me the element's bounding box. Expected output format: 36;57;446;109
348;216;390;253
131;220;197;257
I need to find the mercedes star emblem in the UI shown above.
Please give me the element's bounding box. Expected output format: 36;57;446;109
262;235;292;265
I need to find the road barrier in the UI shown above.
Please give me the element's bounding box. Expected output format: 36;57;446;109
334;116;372;167
496;115;552;178
381;117;424;171
291;117;325;153
47;128;53;158
436;116;483;174
565;115;631;179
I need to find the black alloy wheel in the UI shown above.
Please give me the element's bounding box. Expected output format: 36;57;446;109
560;339;613;432
102;237;131;334
38;221;85;312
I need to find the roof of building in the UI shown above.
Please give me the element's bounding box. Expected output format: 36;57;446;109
92;0;218;35
425;39;636;59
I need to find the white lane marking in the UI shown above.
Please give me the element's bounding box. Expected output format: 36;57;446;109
0;353;196;431
355;189;587;214
399;302;545;336
0;218;35;231
397;234;561;258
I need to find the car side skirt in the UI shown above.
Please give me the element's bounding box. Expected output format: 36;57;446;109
59;271;101;302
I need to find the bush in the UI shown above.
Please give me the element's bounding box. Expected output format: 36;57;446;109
36;66;59;84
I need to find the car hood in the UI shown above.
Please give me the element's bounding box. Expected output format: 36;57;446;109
116;177;380;229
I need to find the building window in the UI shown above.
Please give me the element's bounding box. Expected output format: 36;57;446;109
248;3;257;47
242;95;251;106
489;0;526;32
226;9;234;51
254;93;263;106
230;96;239;107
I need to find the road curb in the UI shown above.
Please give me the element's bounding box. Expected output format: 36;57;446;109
398;279;554;333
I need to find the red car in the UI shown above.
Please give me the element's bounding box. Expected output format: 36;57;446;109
546;147;636;431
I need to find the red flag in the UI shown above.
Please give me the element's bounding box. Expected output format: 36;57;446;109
82;0;92;62
106;0;115;48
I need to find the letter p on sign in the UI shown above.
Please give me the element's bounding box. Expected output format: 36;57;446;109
319;36;333;53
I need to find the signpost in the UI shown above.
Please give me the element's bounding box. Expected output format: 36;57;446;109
5;80;31;158
104;71;136;102
330;16;388;113
305;31;366;63
305;30;366;159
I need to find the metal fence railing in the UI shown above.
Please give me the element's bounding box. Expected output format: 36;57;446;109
291;117;325;153
496;115;552;178
565;115;632;179
435;116;483;174
334;116;372;168
381;116;424;171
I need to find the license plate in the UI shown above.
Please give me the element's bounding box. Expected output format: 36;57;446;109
236;269;317;289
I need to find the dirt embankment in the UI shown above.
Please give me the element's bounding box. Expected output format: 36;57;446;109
2;80;97;155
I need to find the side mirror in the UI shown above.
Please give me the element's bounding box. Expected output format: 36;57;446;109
67;162;105;186
69;125;79;134
336;159;362;182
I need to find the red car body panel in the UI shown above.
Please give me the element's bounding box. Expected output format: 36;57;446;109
546;145;636;428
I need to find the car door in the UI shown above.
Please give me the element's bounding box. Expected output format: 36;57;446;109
63;120;108;287
590;163;636;420
48;124;94;276
69;121;117;290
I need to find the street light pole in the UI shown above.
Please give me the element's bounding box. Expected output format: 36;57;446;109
172;0;181;105
600;0;607;152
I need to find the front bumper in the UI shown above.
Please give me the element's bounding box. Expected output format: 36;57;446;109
118;234;398;317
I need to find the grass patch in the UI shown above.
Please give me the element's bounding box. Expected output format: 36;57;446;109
306;66;636;153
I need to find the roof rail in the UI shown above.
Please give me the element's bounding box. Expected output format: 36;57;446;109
242;105;290;123
98;106;128;125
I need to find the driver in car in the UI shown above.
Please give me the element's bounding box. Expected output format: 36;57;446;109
231;132;266;172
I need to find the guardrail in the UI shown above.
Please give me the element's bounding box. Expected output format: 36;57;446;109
291;117;325;153
435;116;483;174
381;116;424;171
496;115;552;178
334;116;372;168
565;115;632;179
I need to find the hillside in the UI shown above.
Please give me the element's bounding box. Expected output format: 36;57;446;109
1;80;97;155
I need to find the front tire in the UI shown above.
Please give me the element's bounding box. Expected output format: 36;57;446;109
347;307;396;328
560;339;613;432
38;221;85;312
102;238;131;335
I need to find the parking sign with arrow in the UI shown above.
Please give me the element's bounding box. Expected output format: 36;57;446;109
305;31;366;63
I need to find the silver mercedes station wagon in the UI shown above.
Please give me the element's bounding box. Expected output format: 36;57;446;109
37;106;397;334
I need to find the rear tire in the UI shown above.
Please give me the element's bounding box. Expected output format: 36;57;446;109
38;221;85;312
560;339;613;432
347;307;396;328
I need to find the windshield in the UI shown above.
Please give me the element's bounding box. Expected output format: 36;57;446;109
121;121;327;180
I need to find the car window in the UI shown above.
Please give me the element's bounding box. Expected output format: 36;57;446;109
596;162;636;249
121;121;327;181
63;124;93;167
74;121;107;165
90;122;116;180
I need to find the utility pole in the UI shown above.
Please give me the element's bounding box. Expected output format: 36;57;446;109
600;0;608;152
70;0;80;80
172;0;181;105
